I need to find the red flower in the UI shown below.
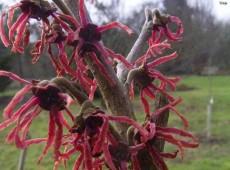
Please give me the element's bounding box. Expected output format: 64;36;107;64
0;0;53;52
41;0;134;95
54;99;198;170
0;71;74;163
133;98;199;170
0;0;74;55
125;10;184;117
145;128;199;170
150;10;184;45
0;0;134;95
54;101;153;170
126;52;181;116
63;0;134;85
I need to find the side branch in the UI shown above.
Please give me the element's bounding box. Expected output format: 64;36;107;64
52;0;72;16
50;77;88;105
117;7;154;83
61;0;80;18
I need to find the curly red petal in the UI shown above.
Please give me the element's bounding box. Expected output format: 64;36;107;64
78;0;88;27
92;116;109;155
97;21;133;35
141;89;150;116
3;85;31;118
37;113;56;164
147;52;178;68
0;13;11;47
103;143;116;170
0;96;39;130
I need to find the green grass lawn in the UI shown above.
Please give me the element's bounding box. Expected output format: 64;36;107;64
0;75;230;170
166;75;230;170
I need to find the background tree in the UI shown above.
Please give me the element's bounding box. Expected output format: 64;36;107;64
93;0;230;75
0;5;13;92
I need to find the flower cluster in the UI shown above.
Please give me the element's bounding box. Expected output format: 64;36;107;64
52;99;198;170
0;0;133;97
125;9;183;116
53;100;150;169
0;71;75;163
0;72;198;169
0;1;199;170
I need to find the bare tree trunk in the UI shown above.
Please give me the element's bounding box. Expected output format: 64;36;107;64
52;1;169;169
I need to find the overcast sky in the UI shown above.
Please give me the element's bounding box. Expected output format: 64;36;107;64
121;0;230;23
211;0;230;22
0;0;230;22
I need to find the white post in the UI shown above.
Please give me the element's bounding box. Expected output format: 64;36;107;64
18;133;30;170
207;97;213;140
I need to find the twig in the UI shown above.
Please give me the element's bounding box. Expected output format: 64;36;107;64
61;0;80;19
117;7;154;83
52;0;72;16
49;77;88;105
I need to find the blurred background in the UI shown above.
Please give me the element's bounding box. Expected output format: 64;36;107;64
0;0;230;169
